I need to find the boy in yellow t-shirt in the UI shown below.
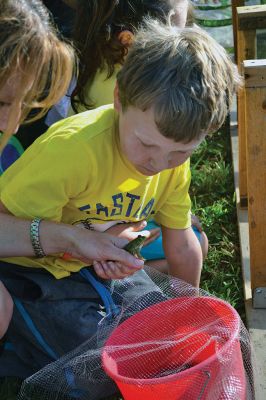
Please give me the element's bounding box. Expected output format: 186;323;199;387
0;22;240;285
0;21;240;389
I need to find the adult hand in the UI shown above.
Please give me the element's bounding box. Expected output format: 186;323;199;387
91;221;162;279
66;227;145;265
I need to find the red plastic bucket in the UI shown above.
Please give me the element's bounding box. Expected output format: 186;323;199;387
102;296;246;400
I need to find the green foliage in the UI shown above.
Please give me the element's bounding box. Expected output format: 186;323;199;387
191;130;244;314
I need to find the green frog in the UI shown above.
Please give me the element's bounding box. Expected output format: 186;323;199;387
123;235;146;260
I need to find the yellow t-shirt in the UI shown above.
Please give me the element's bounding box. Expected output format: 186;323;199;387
0;105;191;278
69;66;119;115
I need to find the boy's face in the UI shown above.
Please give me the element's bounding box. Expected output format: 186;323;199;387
114;93;205;176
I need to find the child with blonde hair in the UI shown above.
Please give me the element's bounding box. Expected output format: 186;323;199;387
0;0;140;261
0;5;144;396
0;0;76;151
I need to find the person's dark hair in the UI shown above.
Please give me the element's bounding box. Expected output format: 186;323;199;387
71;0;188;112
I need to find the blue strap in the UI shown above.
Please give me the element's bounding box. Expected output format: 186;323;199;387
13;297;58;360
3;341;15;351
79;268;120;318
12;270;118;363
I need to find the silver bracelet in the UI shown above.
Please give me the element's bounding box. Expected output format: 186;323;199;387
30;218;46;258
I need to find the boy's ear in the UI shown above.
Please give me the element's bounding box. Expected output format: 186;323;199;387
118;30;134;46
113;82;122;112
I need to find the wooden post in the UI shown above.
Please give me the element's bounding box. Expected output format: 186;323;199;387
237;25;256;207
236;5;266;207
243;59;266;294
231;0;244;63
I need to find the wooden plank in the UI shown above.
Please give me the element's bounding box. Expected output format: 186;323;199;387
231;0;245;62
237;4;266;19
237;4;266;31
236;10;257;204
243;61;266;290
231;125;266;400
239;16;266;31
244;59;266;87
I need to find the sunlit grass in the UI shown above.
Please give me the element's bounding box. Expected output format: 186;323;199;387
190;129;244;314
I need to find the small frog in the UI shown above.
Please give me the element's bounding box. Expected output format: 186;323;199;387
123;235;146;260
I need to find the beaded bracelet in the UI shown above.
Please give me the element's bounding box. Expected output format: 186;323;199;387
30;218;46;258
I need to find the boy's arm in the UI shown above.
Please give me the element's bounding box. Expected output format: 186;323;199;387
161;225;202;288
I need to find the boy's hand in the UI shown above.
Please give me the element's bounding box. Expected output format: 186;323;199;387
106;220;160;246
191;214;203;232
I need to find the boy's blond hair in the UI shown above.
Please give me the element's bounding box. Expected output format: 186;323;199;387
0;0;76;150
117;19;241;142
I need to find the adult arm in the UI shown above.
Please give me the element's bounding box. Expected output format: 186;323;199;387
0;201;144;270
161;225;202;287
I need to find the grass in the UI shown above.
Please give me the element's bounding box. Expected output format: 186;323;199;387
190;127;244;316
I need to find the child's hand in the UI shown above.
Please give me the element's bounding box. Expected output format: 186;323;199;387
191;214;203;232
106;220;160;246
142;227;161;246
